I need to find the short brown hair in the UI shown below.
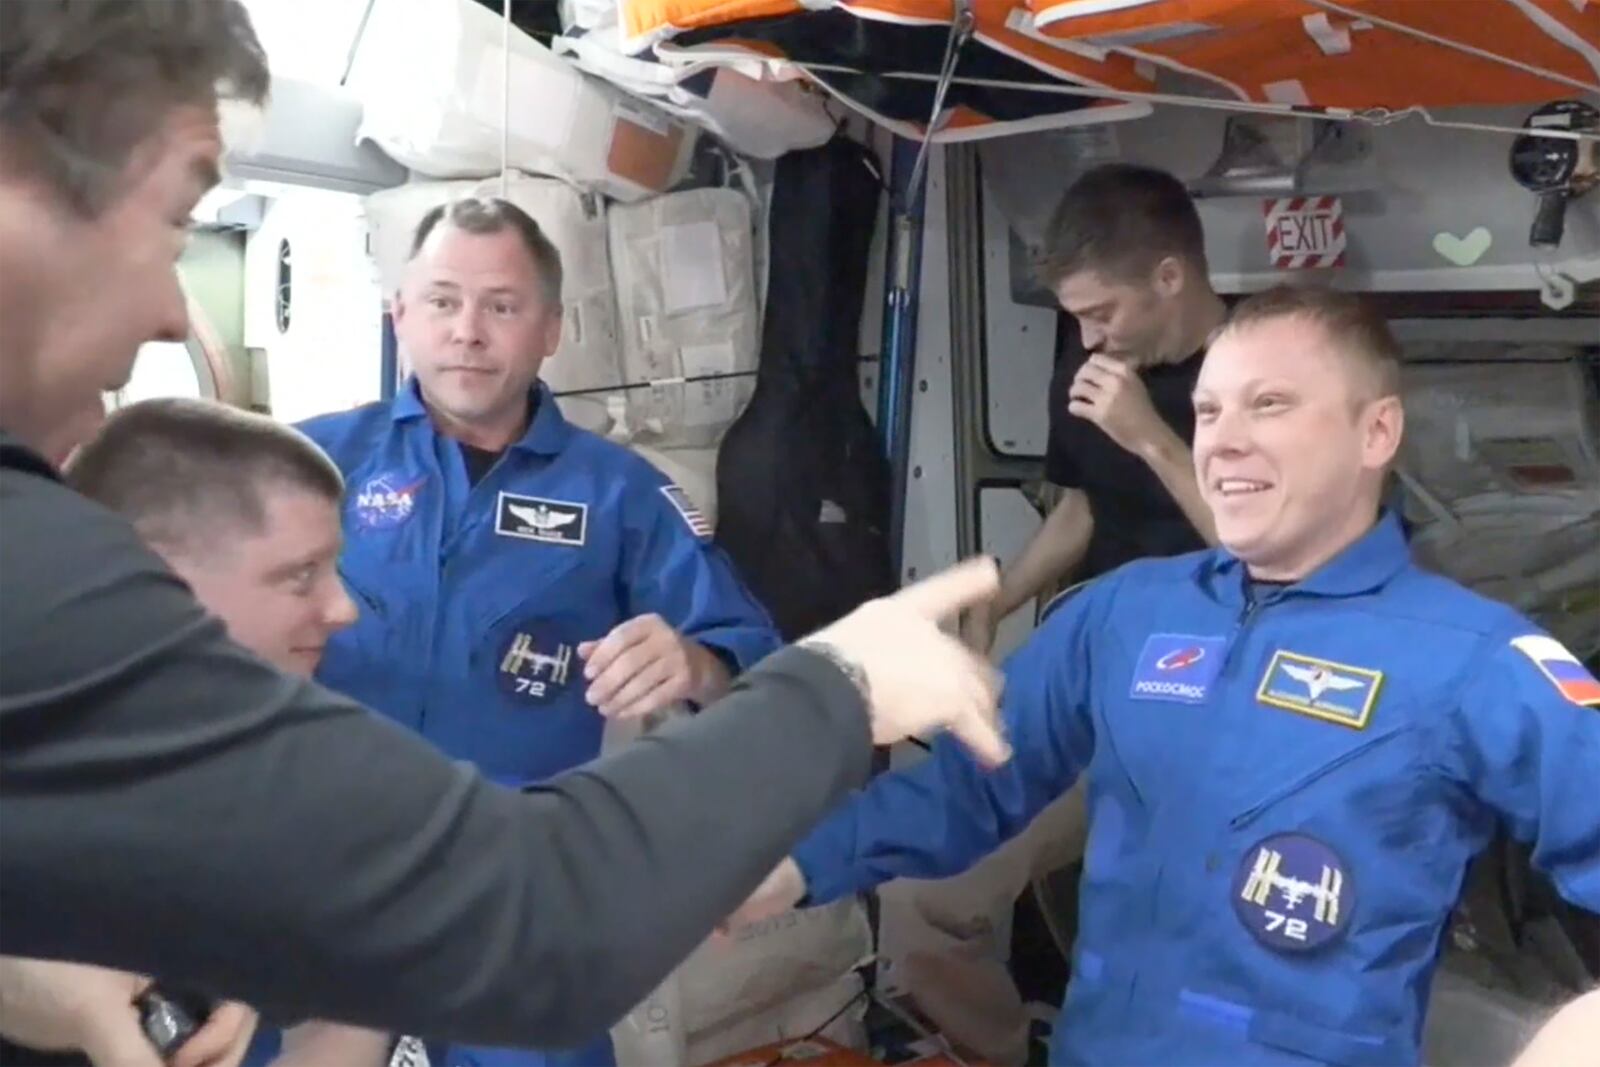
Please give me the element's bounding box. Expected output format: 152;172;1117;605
65;398;344;556
1222;285;1403;400
0;0;269;216
411;197;564;309
1037;163;1207;289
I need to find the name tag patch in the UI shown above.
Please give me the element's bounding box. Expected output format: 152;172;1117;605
496;492;587;547
1232;832;1353;952
1511;634;1600;708
497;622;575;704
1129;634;1227;704
1257;651;1381;729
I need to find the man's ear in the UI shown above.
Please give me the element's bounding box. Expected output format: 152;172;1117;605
1363;394;1404;470
1152;255;1185;299
540;305;564;360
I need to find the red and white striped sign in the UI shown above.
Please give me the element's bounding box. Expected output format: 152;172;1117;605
1263;196;1346;269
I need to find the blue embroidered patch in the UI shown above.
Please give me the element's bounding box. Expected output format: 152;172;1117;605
496;623;576;705
351;471;424;530
1128;633;1227;704
1232;832;1354;953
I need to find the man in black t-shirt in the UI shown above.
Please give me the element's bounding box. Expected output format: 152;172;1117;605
905;165;1226;1067
963;164;1224;652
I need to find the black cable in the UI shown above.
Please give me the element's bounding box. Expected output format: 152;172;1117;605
547;356;882;401
758;973;874;1067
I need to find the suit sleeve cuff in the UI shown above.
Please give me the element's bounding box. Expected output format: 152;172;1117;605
790;808;865;908
694;627;784;676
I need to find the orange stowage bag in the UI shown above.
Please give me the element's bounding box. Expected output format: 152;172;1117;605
700;1037;879;1067
700;1035;990;1067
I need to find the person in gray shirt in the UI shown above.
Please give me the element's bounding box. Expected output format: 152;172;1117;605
0;0;1009;1055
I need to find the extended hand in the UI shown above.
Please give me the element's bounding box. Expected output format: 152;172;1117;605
579;614;728;720
800;556;1010;767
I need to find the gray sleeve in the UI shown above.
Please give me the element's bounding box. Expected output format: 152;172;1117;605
0;469;872;1048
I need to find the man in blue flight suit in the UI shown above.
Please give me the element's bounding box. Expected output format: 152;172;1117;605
723;284;1600;1067
289;197;783;1067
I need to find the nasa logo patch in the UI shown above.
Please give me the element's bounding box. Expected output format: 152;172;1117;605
496;623;576;704
352;471;424;530
1232;832;1353;952
495;492;587;547
1128;633;1227;704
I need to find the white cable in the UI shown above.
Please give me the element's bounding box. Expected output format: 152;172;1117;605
905;0;975;210
761;59;1600;142
501;0;511;197
1306;0;1600;97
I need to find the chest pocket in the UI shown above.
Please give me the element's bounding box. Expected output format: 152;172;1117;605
471;542;609;710
1227;723;1419;830
319;560;425;711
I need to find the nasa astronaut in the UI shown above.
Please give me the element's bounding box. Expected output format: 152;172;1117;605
726;285;1600;1067
290;197;781;1067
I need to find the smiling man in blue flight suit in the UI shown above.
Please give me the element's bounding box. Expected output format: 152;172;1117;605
724;284;1600;1067
292;197;782;1067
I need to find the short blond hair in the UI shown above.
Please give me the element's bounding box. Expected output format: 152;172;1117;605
1221;285;1403;402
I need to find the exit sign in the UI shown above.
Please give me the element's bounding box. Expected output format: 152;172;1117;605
1263;196;1346;270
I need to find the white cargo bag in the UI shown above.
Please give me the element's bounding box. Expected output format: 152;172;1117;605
607;188;761;448
553;23;835;161
347;0;697;199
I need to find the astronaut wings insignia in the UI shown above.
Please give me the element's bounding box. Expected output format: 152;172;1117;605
507;503;577;531
1280;663;1365;703
1258;650;1382;729
496;492;588;547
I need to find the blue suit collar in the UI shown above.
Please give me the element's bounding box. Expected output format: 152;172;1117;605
391;377;573;456
1200;508;1410;605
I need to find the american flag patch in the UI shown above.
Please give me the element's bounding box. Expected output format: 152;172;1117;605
661;484;712;540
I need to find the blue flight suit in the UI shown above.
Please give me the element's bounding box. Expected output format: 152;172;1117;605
238;380;781;1067
791;512;1600;1067
298;379;781;785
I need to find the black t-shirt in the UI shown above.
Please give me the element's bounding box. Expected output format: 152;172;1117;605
457;392;533;484
460;443;502;486
1044;315;1207;581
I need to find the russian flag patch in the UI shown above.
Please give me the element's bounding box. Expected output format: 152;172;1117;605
1510;635;1600;708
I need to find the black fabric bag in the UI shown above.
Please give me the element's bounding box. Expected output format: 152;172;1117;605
714;136;895;640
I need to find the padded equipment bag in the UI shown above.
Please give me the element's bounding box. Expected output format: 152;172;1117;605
713;136;894;640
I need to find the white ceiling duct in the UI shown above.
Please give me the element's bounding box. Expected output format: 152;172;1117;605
1189;114;1382;199
222;77;407;197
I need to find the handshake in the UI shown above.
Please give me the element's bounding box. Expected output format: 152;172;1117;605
712;556;1013;931
799;554;1012;769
